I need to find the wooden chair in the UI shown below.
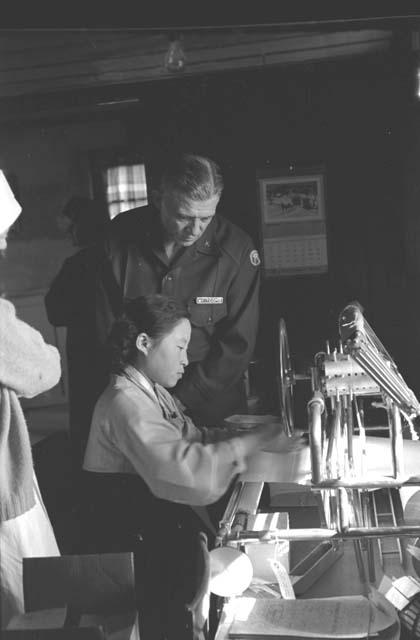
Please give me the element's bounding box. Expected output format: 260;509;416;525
23;553;136;614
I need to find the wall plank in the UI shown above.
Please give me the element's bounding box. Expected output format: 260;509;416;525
0;29;393;98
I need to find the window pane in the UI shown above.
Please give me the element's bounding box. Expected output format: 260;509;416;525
105;163;148;219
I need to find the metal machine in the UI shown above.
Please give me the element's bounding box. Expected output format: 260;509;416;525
216;301;420;589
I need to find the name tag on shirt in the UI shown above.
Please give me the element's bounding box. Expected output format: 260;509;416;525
195;297;224;304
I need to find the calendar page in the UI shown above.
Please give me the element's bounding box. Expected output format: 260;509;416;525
263;235;328;276
257;167;328;277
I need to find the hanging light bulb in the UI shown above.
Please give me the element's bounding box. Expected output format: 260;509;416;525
412;30;420;100
164;33;186;72
415;64;420;100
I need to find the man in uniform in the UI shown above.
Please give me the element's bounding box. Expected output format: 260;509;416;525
46;152;261;466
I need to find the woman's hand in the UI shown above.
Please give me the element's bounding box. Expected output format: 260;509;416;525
263;429;308;453
239;421;307;457
251;420;283;443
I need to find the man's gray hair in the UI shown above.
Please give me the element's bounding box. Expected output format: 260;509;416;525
160;153;224;201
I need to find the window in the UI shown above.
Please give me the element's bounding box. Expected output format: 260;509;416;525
104;163;148;219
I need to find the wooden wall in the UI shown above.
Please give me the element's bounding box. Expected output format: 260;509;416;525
1;44;418;413
0;29;392;99
109;52;413;405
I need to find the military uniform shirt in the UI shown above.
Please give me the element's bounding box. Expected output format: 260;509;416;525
97;204;261;425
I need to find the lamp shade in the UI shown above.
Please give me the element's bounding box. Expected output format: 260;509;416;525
0;170;21;234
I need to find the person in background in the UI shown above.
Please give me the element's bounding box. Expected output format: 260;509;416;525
0;170;61;628
45;196;108;471
56;195;108;248
46;153;262;473
82;294;303;640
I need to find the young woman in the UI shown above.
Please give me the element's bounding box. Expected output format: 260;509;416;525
82;294;300;639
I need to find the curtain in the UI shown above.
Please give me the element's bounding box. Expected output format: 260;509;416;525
105;164;148;219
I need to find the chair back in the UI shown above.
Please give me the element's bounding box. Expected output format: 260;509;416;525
23;553;136;614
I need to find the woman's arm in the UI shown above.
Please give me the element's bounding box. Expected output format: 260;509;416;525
109;390;277;506
0;299;61;398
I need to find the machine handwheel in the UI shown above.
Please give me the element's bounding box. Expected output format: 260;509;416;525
278;318;295;436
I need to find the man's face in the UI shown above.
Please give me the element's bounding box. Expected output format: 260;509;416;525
157;191;219;247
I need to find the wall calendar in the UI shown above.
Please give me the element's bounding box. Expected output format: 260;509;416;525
257;166;328;277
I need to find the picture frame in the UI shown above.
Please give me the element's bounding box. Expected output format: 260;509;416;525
259;173;325;225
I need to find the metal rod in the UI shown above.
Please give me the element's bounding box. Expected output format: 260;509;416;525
354;347;420;415
337;487;349;531
354;397;367;476
309;392;325;485
361;490;376;582
371;490;385;571
314;477;420;489
226;524;420;543
347;395;354;472
353;539;368;584
388;488;405;568
216;481;244;544
390;402;404;478
326;405;340;477
356;347;413;403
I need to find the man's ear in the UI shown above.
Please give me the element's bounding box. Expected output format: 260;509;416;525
136;332;151;355
151;189;161;210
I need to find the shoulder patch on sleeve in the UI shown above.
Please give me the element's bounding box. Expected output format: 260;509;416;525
249;249;261;266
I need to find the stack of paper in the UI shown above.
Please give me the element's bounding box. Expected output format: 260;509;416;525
228;595;399;639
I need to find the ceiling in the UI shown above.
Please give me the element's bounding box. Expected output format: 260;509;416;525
1;19;418;124
4;3;420;30
0;28;396;100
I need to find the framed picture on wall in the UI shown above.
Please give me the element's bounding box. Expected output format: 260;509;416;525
259;174;325;224
257;166;328;277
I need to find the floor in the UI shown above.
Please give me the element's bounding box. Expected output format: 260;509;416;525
25;403;69;446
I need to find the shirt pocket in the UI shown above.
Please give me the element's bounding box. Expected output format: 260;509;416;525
188;301;227;327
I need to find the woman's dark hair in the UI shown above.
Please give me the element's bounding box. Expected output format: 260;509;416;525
108;294;189;374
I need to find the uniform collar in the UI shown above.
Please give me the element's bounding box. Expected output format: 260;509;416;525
139;207;221;260
138;206;172;266
142;205;164;249
194;216;221;256
166;217;221;267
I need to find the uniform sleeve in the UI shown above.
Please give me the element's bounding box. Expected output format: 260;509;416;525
0;299;61;398
109;390;249;506
176;241;260;420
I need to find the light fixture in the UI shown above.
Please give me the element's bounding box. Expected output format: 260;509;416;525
164;33;186;72
412;30;420;99
0;171;21;233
